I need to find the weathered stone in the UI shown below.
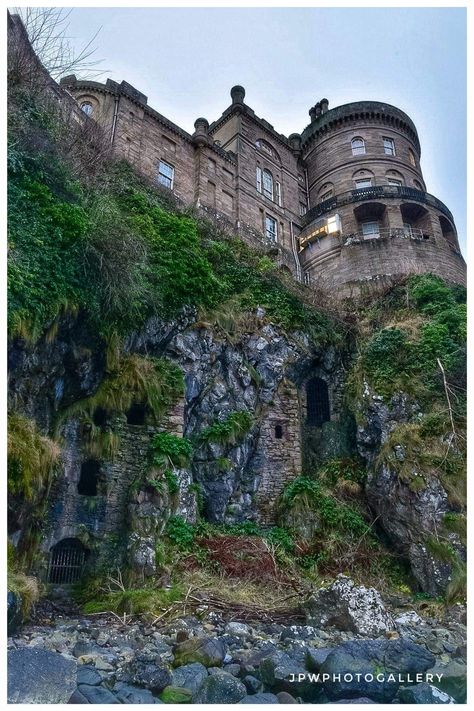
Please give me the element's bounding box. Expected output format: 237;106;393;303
78;684;121;704
160;685;193;703
259;650;320;701
173;635;225;668
302;575;395;636
276;691;299;703
77;665;103;686
171;661;208;692
242;674;262;693
130;660;172;692
7;591;22;636
429;659;467;703
320;639;436;702
240;692;279;703
193;671;247;703
7;648;77;704
398;683;456;704
305;647;332;671
224;622;251;638
114;681;158;704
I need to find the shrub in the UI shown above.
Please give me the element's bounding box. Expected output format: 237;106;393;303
149;432;193;470
8;413;61;499
165;515;195;549
197;411;253;446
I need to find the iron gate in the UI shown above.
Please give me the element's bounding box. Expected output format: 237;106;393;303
48;538;88;584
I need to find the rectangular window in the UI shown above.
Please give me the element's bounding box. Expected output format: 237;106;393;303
207;181;216;207
299;202;307;216
162;136;176;153
275;181;282;206
361;221;380;238
263;171;273;200
383;137;395;155
388;178;402;187
157;160;174;189
265;215;278;242
208;158;216;174
222;190;234;212
403;222;413;237
355;178;372;189
256;166;262;193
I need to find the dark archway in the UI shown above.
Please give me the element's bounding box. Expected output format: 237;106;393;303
92;407;108;427
274;423;284;439
306;377;330;426
48;538;89;584
439;215;458;249
78;459;101;496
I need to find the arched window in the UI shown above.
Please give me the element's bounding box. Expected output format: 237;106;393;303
262;169;274;200
48;538;89;584
274;424;283;439
78;459;101;496
408;149;417;167
306;377;330;426
80;101;93;116
413;179;424;191
351;137;366;156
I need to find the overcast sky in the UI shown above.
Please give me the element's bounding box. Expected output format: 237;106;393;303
64;7;466;252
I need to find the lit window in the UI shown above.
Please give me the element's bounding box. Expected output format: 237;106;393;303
265;215;277;242
80;101;93;116
351;137;366;155
361;221;380;238
355;178;372;189
387;178;402;187
157;160;174;189
383;137;395;155
263;170;274;200
408;149;416;167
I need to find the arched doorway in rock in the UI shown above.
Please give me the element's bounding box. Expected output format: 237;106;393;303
48;538;89;584
306;377;330;426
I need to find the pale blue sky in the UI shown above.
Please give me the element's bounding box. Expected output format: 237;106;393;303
65;7;466;252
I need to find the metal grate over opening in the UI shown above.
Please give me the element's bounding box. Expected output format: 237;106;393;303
306;377;330;426
48;538;89;584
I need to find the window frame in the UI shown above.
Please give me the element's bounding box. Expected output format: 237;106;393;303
361;220;380;238
262;169;274;200
387;178;402;187
383;136;396;156
80;101;93;116
265;215;278;242
157;160;175;189
354;177;373;190
351;137;366;156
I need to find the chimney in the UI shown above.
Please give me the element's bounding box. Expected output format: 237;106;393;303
230;85;245;105
192;117;210;147
320;98;329;114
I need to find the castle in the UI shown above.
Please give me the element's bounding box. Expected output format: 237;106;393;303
61;75;466;295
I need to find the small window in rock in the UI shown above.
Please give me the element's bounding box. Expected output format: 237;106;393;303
274;424;284;439
48;538;89;584
126;403;147;425
92;407;107;427
306;377;330;426
78;459;101;496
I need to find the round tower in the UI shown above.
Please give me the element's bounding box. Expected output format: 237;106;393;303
299;101;465;295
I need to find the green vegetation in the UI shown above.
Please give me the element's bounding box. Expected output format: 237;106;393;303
8;413;60;500
197;411;253;446
146;433;193;496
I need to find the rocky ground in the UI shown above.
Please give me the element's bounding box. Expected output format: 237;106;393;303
7;579;467;705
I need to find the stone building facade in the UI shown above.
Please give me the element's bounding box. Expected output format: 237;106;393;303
61;76;466;294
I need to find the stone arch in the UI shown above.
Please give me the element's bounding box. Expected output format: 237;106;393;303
48;538;89;584
439;215;458;249
353;201;389;236
386;169;405;186
400;203;432;238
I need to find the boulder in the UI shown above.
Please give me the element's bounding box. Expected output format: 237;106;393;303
302;575;395;637
193;671;247;703
429;658;467;703
305;647;332;671
320;638;435;703
242;674;262;693
77;684;121;704
77;665;103;686
398;683;456;704
7;648;77;704
171;661;208;692
240;692;279;703
130;660;172;692
114;682;158;704
160;685;193;703
259;650;321;701
173;635;226;667
224;622;251;638
276;691;299;703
